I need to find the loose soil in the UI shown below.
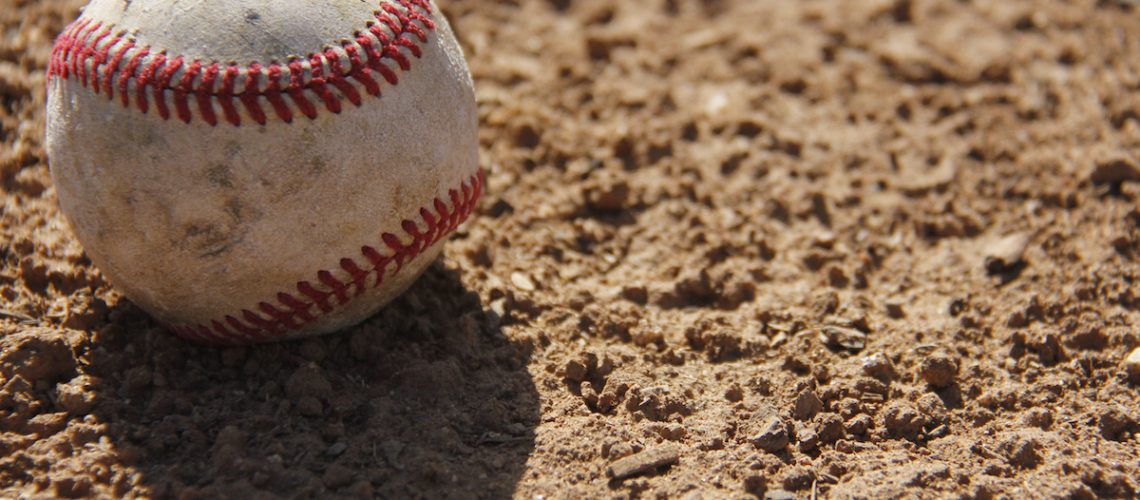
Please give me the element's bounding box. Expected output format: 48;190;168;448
2;0;1139;498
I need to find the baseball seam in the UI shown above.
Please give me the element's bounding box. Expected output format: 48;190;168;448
48;0;435;126
167;169;484;345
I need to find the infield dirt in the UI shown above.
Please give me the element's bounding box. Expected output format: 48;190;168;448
1;0;1138;498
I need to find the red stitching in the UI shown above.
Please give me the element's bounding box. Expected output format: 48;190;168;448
298;281;336;314
154;55;182;120
135;51;163;115
219;65;241;125
264;64;293;123
173;59;197;123
227;315;262;340
241;62;267;125
209;321;234;343
104;37;132;97
164;170;484;345
196;63;218;126
325;48;363;106
278;292;317;323
340;258;371;297
47;0;436;127
288;60;319;119
343;42;381;96
66;19;94;78
118;47;148;108
362;246;392;286
84;28;111;91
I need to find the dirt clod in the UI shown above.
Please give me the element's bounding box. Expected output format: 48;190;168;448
815;413;846;445
998;432;1042;469
793;390;824;421
285;364;332;401
55;375;96;415
883;403;926;441
918;353;959;388
797;427;820;452
0;328;77;383
564;360;588;382
1090;154;1140;184
861;353;897;381
583;173;631;213
1022;408;1054;430
1097;406;1137;441
845;415;873;436
884;300;906;319
750;415;790;453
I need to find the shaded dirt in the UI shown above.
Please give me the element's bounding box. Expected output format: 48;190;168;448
2;0;1139;498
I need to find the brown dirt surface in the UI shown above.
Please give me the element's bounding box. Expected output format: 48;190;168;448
2;0;1139;498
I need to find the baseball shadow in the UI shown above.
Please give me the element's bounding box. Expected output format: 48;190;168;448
84;261;538;498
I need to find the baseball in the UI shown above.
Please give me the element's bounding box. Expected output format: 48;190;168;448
45;0;481;344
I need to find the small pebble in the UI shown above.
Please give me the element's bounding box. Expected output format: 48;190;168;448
845;414;873;435
1022;408;1053;430
1122;347;1140;385
793;390;824;421
883;402;925;441
918;353;959;388
984;232;1030;275
797;428;819;452
584;175;631;212
1090;154;1140;184
827;266;849;288
885;300;906;318
782;466;816;490
53;477;92;498
326;442;348;457
26;412;67;437
607;445;680;479
620;285;649;304
56;376;96;415
916;393;949;424
998;432;1042;468
861;352;896;381
815;413;845;444
1097;406;1135;441
751;415;789;452
724;384;744;402
510;272;536;291
743;474;766;494
770;331;789;348
564;360;588;382
819;325;866;352
286;364;332;400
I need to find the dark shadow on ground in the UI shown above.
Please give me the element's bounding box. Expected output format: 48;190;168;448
85;262;538;498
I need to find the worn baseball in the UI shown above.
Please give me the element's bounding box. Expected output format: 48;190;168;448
45;0;482;344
